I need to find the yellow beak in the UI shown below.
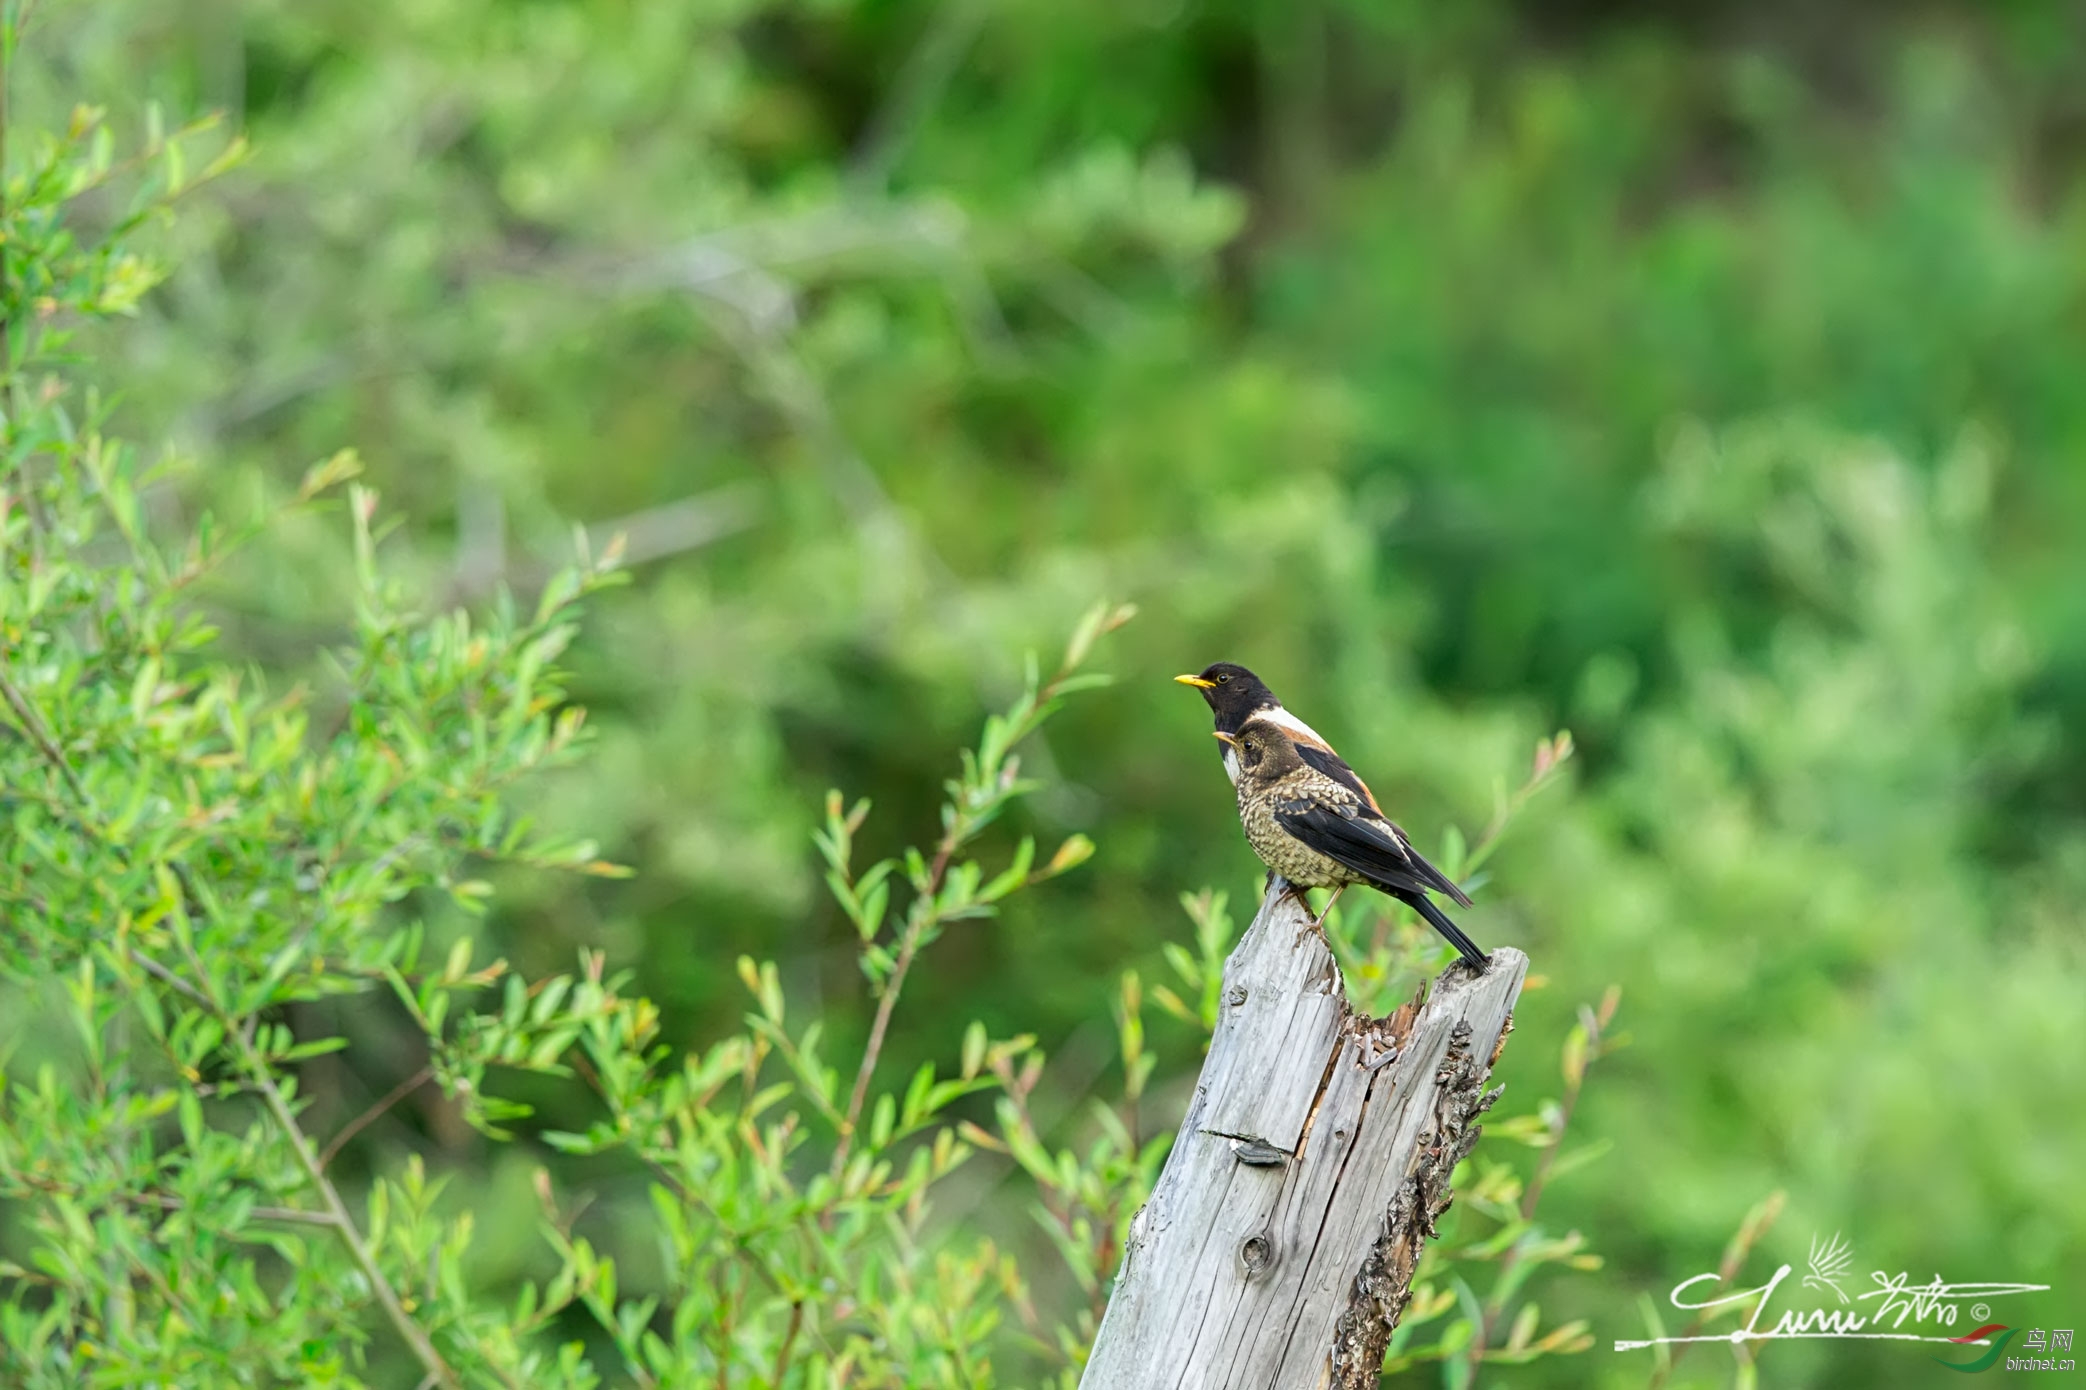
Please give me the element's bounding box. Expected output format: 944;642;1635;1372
1212;731;1239;748
1175;674;1216;689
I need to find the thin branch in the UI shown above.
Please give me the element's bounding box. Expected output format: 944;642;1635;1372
6;651;459;1389
442;484;760;606
231;1019;459;1389
6;1171;336;1228
587;486;760;570
567;1051;809;1313
318;1064;435;1172
1464;991;1608;1379
171;1193;339;1229
0;666;97;810
1465;733;1573;880
826;655;1092;1183
1519;1066;1587;1224
127;948;217;1010
772;1299;806;1387
1648;1192;1786;1390
827;822;959;1184
848;0;986;189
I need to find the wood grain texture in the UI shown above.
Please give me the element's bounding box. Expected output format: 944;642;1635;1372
1080;883;1527;1390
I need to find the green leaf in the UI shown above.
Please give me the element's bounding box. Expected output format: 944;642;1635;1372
1043;834;1094;876
1437;823;1468;880
1560;1024;1588;1088
962;1020;988;1080
869;1093;896;1150
902;1061;935;1128
980;836;1036;902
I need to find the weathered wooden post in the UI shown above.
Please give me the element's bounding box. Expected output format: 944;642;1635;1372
1080;883;1527;1388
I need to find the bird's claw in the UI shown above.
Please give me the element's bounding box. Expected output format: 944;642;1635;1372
1269;878;1340;950
1291;909;1329;950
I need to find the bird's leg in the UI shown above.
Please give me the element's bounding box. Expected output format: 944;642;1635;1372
1286;883;1334;949
1289;883;1351;949
1311;883;1346;928
1266;875;1315;947
1266;875;1326;949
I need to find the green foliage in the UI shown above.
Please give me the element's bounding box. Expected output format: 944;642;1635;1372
0;203;1133;1380
0;87;623;1385
0;95;1591;1372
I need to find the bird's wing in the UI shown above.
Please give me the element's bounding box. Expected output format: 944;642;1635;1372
1290;741;1383;814
1287;745;1472;907
1242;712;1387;812
1274;798;1474;907
1273;800;1435;898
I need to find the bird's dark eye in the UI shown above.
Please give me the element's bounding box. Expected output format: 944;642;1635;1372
1217;673;1232;683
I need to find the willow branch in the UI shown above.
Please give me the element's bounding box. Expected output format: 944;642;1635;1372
3;667;457;1389
0;667;96;809
827;833;955;1184
318;1064;434;1172
232;1020;458;1388
5;1171;336;1228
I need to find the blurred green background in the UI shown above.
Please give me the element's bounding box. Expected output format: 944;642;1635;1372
25;0;2086;1383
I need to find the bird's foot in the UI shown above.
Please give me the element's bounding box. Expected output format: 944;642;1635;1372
1292;895;1338;949
1269;876;1332;949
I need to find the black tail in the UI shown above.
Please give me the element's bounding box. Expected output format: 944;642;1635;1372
1398;890;1489;969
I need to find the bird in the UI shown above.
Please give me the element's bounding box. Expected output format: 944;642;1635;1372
1171;662;1325;785
1175;663;1488;968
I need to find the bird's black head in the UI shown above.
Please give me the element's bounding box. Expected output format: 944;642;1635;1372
1173;662;1281;732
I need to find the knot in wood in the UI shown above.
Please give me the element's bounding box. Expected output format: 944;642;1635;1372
1239;1232;1274;1279
1228;1137;1288;1167
1227;984;1249;1007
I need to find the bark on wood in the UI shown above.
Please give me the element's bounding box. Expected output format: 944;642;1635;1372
1080;882;1527;1389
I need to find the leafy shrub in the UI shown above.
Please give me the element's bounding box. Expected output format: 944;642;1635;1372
1;40;1621;1390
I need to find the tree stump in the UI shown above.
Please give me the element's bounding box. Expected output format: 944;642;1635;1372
1080;883;1528;1388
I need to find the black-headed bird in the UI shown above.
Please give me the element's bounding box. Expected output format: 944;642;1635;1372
1175;663;1487;968
1172;662;1323;784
